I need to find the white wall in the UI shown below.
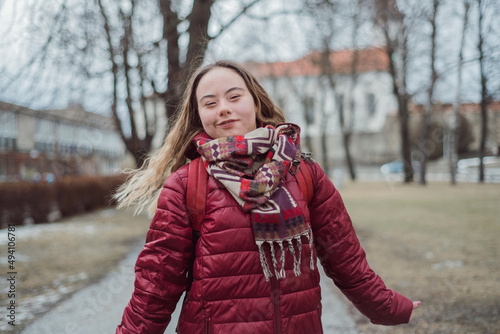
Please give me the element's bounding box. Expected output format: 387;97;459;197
259;71;398;164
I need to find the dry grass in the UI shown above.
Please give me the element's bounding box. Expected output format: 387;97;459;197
1;182;498;333
337;181;500;334
0;208;150;332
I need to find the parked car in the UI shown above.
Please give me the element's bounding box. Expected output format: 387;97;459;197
380;160;420;175
457;156;500;173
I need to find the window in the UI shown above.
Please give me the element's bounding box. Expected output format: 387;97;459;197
367;93;376;117
34;118;57;153
0;111;17;138
0;159;6;181
303;96;315;125
0;137;17;151
336;94;344;115
0;111;18;151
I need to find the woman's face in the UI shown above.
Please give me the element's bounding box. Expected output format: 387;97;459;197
196;67;257;139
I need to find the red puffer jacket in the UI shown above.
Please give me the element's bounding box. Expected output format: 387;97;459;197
116;160;413;334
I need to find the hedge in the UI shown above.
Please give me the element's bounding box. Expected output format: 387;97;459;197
0;174;126;228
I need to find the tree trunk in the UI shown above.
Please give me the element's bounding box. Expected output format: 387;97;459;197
320;111;329;176
186;0;215;68
450;1;470;185
478;0;488;183
376;0;413;182
419;0;439;186
304;132;313;154
388;48;413;183
159;0;215;124
343;132;356;180
98;0;153;168
399;95;413;182
345;53;359;181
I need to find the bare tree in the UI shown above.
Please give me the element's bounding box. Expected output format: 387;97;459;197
477;0;491;183
418;0;441;185
374;0;413;183
303;0;359;180
343;0;365;181
317;45;358;181
0;0;261;167
449;0;471;185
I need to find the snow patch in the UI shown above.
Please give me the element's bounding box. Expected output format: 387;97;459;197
0;252;30;263
0;219;116;246
0;288;71;331
432;260;464;270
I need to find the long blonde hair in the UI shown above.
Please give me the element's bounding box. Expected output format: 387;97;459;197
114;60;286;216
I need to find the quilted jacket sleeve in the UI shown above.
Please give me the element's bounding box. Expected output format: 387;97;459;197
308;162;413;325
116;169;193;334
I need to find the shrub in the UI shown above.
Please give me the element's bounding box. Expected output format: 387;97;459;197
25;183;56;224
0;174;126;228
0;182;30;227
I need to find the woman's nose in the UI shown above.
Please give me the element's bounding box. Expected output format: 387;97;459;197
219;102;232;116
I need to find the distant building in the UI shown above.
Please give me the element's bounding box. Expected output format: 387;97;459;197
411;101;500;159
246;47;399;166
0;101;125;182
246;48;499;167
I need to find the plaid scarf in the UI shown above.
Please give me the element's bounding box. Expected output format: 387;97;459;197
195;124;314;281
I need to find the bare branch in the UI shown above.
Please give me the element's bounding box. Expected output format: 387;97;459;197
209;0;261;40
245;9;301;21
97;0;126;146
0;0;69;94
119;3;139;142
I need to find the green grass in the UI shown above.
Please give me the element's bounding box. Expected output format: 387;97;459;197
337;181;500;334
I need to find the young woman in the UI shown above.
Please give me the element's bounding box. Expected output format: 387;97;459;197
115;60;420;334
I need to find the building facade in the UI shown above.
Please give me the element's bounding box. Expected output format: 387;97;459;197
246;48;400;167
246;48;499;168
0;101;125;182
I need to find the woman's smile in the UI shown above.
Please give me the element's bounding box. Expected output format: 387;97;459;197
196;67;257;139
217;119;238;128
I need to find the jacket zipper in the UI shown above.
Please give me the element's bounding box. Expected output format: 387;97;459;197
205;317;211;334
271;276;281;334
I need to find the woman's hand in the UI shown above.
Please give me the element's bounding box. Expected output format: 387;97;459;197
410;301;421;321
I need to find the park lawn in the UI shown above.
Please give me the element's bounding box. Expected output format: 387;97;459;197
0;208;150;332
337;181;500;334
1;181;498;333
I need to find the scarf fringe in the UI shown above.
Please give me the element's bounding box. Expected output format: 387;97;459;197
257;241;273;280
308;228;314;270
257;227;315;281
288;237;300;277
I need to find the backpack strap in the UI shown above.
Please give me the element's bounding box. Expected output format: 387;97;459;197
295;159;314;204
186;157;314;231
186;157;208;231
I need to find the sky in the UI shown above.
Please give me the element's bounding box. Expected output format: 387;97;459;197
0;0;498;113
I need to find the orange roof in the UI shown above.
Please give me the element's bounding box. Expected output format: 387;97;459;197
245;47;390;78
452;101;500;113
410;101;500;114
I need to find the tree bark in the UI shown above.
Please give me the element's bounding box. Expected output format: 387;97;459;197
450;1;470;185
376;0;413;183
344;1;361;181
98;1;153;167
477;0;489;183
419;0;439;185
387;39;413;183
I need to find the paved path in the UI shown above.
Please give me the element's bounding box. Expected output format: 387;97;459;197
23;241;358;334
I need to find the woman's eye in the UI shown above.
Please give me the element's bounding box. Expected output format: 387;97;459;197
230;95;240;100
205;102;215;107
